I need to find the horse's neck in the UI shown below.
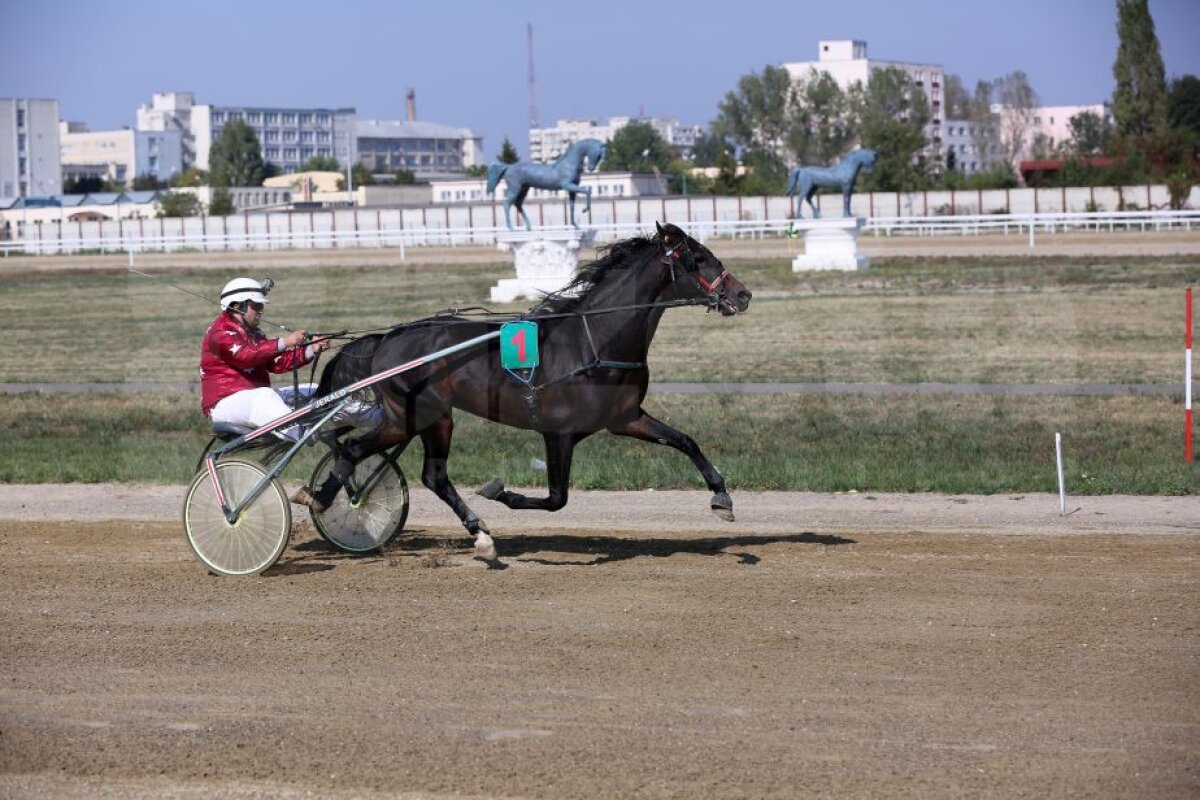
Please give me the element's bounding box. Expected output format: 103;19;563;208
571;258;669;360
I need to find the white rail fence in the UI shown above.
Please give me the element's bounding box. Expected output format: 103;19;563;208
3;197;1198;258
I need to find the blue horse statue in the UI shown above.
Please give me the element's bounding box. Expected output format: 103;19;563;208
486;138;606;231
785;149;877;219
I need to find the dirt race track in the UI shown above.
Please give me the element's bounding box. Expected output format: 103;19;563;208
0;485;1197;799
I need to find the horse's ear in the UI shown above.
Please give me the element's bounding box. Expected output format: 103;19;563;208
655;221;666;238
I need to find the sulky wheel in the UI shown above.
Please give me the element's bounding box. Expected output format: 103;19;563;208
307;450;408;553
183;458;292;577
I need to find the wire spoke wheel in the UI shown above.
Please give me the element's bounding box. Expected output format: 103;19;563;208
309;451;408;553
183;459;292;576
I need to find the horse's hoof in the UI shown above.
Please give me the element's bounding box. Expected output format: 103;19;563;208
473;531;498;562
711;492;734;522
291;487;327;514
477;477;505;500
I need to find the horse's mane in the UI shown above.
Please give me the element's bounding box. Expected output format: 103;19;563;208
532;235;656;315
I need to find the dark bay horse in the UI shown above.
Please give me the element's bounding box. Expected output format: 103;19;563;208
297;223;752;561
486;138;606;230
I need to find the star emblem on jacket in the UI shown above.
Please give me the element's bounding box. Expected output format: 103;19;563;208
230;343;242;355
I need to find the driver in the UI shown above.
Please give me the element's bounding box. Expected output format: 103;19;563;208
200;277;329;440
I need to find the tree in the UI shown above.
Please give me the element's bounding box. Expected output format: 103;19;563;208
63;175;108;194
943;73;971;119
967;80;1004;172
463;164;489;178
712;65;795;162
156;191;201;218
602;122;674;173
131;174;168;191
1168;74;1200;137
851;67;932;192
208;119;265;188
1065;110;1114;156
689;130;730;168
171;167;209;187
1112;0;1168;140
993;71;1040;167
498;137;520;164
298;155;341;173
208;187;236;216
788;68;855;166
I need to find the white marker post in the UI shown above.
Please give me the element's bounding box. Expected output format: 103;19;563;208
1187;288;1193;464
1055;432;1066;515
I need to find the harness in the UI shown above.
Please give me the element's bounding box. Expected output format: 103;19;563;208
503;232;734;429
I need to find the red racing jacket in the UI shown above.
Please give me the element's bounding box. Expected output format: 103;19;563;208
199;312;313;416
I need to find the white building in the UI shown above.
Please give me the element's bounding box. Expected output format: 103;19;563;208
0;98;63;199
59;123;183;186
193;104;356;175
942;119;984;175
529;116;703;163
356;119;483;179
140;92;357;175
137;92;197;170
431;171;667;204
782;40;946;167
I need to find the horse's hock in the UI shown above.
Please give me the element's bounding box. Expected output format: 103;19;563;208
491;229;597;302
790;217;870;272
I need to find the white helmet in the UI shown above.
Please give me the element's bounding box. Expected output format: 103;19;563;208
219;277;270;310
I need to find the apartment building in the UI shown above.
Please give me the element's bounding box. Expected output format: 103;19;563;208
529;116;703;163
0;98;63;198
783;40;946;168
356;119;483;179
60;122;183;185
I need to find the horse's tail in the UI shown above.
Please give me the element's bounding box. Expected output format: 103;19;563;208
486;162;508;196
315;334;385;399
784;169;800;196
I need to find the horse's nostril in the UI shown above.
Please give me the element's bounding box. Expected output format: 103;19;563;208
738;290;753;304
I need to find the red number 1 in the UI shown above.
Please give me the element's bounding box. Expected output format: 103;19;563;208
510;327;526;362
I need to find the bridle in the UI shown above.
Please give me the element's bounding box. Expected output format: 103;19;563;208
660;235;732;312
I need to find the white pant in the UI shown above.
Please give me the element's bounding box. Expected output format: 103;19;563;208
210;383;383;439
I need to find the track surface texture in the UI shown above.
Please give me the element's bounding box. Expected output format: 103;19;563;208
1;485;1197;799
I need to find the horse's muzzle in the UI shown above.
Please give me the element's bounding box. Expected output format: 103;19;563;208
718;289;752;316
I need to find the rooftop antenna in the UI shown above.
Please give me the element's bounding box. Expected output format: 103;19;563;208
527;22;539;130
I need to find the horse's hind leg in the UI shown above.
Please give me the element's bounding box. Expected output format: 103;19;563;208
478;432;582;511
418;412;498;561
298;426;412;511
607;409;734;522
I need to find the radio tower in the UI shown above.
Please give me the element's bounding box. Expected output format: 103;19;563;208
527;22;539;130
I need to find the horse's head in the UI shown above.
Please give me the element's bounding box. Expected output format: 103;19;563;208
854;149;878;174
655;222;751;317
581;138;606;171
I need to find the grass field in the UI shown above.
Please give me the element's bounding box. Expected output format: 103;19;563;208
1;248;1196;492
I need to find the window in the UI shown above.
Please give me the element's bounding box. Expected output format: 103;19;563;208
284;147;297;160
300;147;313;159
265;112;278;124
247;112;260;124
316;113;329;125
299;131;313;142
17;133;25;152
266;147;279;159
212;111;225;123
282;113;296;125
283;130;297;142
299;113;312;125
16;109;25;127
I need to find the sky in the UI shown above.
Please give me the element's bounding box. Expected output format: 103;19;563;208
2;0;1198;162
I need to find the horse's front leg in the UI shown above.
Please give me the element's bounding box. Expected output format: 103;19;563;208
568;191;578;228
419;412;498;562
607;409;734;521
842;186;853;217
515;188;532;231
478;432;582;511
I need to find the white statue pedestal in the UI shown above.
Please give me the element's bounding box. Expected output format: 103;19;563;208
490;229;596;302
790;217;869;272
